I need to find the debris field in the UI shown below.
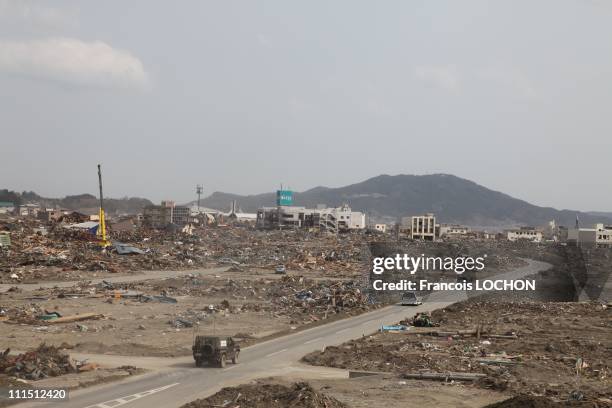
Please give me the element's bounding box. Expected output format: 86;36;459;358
180;381;349;408
303;299;611;406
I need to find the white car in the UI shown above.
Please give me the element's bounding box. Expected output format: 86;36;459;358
400;292;422;306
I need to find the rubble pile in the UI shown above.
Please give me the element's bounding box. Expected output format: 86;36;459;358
2;216;539;285
0;303;44;324
181;381;349;408
483;395;579;408
304;300;611;404
0;218;372;282
0;219;214;282
118;274;374;326
270;276;370;319
201;229;367;276
0;344;79;380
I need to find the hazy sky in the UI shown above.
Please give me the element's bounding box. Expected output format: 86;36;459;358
1;1;611;211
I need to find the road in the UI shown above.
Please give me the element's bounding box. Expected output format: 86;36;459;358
12;259;551;408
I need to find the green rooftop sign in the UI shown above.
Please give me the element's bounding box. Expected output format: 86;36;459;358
276;190;293;206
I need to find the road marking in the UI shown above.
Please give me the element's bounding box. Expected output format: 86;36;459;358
335;328;350;334
361;320;376;326
223;365;238;370
83;382;180;408
265;348;287;357
303;337;323;345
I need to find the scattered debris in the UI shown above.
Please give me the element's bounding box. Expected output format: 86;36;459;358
0;344;93;380
412;312;439;327
303;299;612;402
181;381;348;408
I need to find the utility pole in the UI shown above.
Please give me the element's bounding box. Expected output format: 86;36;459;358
196;184;203;211
97;164;110;247
278;183;283;231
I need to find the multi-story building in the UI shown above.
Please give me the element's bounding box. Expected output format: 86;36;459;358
171;205;190;226
143;205;167;228
567;223;612;247
256;204;365;232
19;203;41;217
144;200;191;228
411;213;436;241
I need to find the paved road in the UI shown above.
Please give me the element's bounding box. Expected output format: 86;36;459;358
12;259;551;408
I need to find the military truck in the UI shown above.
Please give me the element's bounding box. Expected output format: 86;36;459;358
192;336;240;368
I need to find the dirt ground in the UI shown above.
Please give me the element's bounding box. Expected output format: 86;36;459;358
181;380;348;408
1;269;375;356
180;376;511;408
303;299;612;406
311;375;509;408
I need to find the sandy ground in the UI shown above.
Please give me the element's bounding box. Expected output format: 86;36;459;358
309;375;509;408
180;374;510;408
303;298;612;404
1;267;371;357
2;290;291;357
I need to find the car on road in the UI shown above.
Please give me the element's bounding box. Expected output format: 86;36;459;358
275;264;287;274
400;291;422;306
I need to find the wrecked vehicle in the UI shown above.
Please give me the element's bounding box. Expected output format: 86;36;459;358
192;336;240;368
412;312;438;327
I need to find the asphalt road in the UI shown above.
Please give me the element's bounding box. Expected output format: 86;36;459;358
11;259;551;408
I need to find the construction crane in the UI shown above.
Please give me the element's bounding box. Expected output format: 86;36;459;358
97;164;110;247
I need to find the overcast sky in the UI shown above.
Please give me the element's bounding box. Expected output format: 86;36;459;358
1;1;611;211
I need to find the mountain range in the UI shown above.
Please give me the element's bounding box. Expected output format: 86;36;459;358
5;174;610;228
196;174;612;228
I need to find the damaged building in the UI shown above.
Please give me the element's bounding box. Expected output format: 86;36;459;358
143;200;191;228
567;223;612;247
256;204;365;233
410;213;437;241
506;227;543;243
438;223;470;238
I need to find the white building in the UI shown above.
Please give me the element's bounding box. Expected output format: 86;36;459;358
19;203;41;217
256;204;365;232
506;227;542;243
322;204;365;230
567;223;612;247
374;224;387;233
439;224;470;238
0;202;15;214
411;213;436;241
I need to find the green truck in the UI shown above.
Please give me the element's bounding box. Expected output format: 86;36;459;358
192;336;240;368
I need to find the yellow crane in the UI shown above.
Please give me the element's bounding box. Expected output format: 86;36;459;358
97;164;110;247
